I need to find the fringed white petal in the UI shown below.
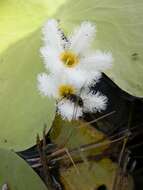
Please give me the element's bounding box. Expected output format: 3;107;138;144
37;73;58;97
42;19;64;52
82;91;108;113
69;22;96;55
64;69;87;89
57;99;83;121
85;71;102;86
81;50;113;71
65;69;101;90
40;46;64;73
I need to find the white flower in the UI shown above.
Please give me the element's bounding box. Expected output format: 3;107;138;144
40;19;113;87
38;19;112;121
81;91;108;113
57;99;83;121
37;73;80;99
57;90;108;121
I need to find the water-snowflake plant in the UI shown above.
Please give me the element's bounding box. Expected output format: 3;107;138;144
37;19;113;121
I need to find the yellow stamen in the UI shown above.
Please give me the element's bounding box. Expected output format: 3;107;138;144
59;84;75;97
60;51;79;68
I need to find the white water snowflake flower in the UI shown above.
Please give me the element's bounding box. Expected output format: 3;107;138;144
38;19;113;121
81;91;108;113
57;99;83;121
40;19;113;87
56;90;108;120
37;73;80;99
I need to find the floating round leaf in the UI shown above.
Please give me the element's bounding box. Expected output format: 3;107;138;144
0;149;48;190
0;0;66;52
0;31;55;151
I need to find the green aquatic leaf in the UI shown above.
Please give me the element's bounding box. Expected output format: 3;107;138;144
0;148;48;190
0;0;72;151
54;0;143;97
0;0;66;52
0;30;55;151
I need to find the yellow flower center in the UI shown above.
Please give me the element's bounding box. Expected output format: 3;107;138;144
59;84;75;98
60;51;79;68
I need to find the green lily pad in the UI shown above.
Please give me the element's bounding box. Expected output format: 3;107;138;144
0;30;55;151
54;0;143;97
0;148;48;190
0;0;66;52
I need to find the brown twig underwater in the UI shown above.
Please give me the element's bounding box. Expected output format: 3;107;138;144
86;110;116;125
29;130;130;170
26;116;143;170
36;128;53;189
27;124;141;165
